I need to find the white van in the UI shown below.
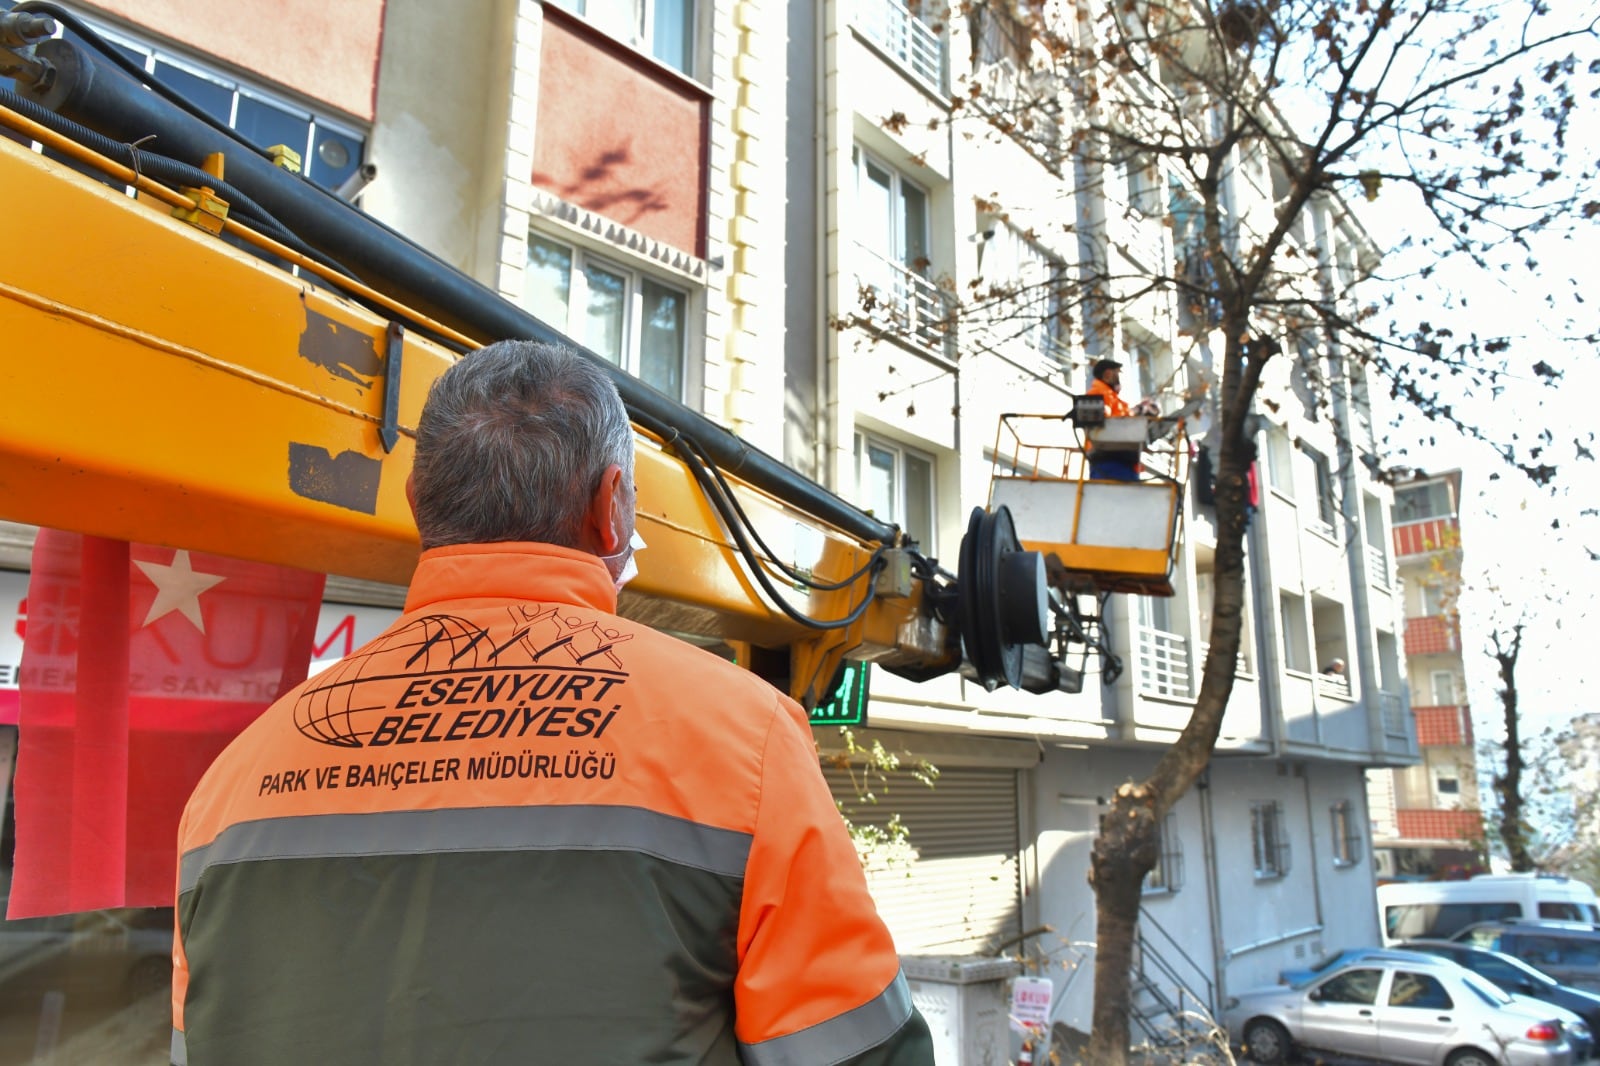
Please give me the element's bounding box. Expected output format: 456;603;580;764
1377;873;1600;945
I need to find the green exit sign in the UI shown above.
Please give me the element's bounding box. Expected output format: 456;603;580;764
810;662;870;727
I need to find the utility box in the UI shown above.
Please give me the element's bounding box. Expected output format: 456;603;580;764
902;955;1020;1066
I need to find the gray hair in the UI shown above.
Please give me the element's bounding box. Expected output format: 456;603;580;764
411;340;634;550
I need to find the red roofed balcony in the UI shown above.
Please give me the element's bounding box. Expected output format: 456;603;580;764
1414;705;1473;747
1405;614;1460;657
1393;517;1460;559
1397;808;1485;842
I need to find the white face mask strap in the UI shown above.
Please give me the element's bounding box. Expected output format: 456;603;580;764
600;533;647;591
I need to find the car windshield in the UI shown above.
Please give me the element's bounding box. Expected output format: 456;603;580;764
1462;971;1514;1006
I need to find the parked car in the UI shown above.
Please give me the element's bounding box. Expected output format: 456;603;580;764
1224;954;1583;1065
1403;939;1600;1038
1455;920;1600;995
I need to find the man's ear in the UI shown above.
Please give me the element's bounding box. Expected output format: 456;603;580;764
587;463;627;555
405;471;418;519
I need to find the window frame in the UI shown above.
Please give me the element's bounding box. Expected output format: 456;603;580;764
1143;813;1184;894
1394;481;1454;523
1429;670;1457;706
1263;426;1294;496
549;0;697;75
1304;445;1338;535
853;146;931;273
1251;799;1291;880
853;430;937;554
522;230;691;401
1278;591;1311;674
86;23;369;193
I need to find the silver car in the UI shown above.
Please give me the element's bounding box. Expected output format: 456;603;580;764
1224;955;1581;1065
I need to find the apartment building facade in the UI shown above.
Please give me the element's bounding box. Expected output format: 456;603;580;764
1368;469;1488;881
0;0;1420;1058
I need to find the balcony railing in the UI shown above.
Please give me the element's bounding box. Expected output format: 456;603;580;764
1316;673;1353;700
1366;543;1389;586
856;0;945;89
1137;625;1191;699
1196;641;1251;679
1414;704;1473;746
1393;516;1460;558
1404;614;1460;657
853;244;954;362
1379;690;1408;738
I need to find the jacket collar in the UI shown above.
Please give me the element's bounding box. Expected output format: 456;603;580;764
403;542;618;615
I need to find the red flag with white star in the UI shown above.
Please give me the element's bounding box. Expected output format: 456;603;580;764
8;531;325;918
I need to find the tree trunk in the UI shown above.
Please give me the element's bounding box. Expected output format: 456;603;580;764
1084;345;1257;1063
1493;625;1533;871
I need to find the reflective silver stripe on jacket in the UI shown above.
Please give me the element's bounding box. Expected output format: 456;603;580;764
179;804;752;894
170;1028;187;1065
739;970;916;1066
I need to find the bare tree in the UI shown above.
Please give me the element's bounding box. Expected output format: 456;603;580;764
857;0;1599;1059
1490;622;1535;871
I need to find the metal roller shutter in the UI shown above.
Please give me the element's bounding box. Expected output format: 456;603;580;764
825;765;1022;955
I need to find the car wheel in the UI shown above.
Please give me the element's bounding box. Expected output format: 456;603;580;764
1241;1018;1292;1065
1444;1050;1496;1066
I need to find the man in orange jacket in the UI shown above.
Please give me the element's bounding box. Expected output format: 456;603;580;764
1086;357;1142;482
172;340;934;1065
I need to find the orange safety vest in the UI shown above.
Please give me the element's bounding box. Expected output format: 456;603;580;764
173;541;932;1065
1087;377;1131;418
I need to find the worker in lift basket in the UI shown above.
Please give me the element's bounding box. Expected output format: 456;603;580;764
172;339;934;1066
1086;357;1159;482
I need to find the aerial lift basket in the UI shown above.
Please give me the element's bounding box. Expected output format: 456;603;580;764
986;412;1188;597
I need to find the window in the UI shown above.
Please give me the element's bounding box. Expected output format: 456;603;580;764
1305;446;1338;533
1330;801;1361;868
549;0;695;73
523;233;688;399
1143;814;1184;894
1385;902;1520;941
1316;968;1380;1005
1363;493;1388;581
1123;153;1161;216
1394;481;1454;523
854;432;935;552
1435;774;1460;796
852;148;947;358
970;0;1029;72
855;148;930;274
1263;426;1294;495
1540;902;1594;922
1278;592;1311;673
1251;800;1290;879
1430;671;1457;706
80;29;368;193
1388;972;1451;1010
1419;581;1450;617
1016;239;1069;364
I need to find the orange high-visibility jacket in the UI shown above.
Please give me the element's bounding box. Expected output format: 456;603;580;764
1087;377;1131;418
173;542;933;1066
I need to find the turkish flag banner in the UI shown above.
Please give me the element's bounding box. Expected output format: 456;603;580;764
9;531;325;918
